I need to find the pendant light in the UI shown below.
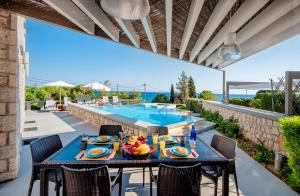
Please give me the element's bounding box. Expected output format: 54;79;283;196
218;9;241;61
101;0;150;20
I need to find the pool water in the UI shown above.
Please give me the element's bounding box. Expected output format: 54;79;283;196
95;104;194;126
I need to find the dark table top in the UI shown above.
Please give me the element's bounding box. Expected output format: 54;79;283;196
41;135;228;169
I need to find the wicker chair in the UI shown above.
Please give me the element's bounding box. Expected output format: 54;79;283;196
144;126;168;187
98;124;123;195
202;135;239;196
149;163;202;196
61;165;123;196
99;125;123;136
28;135;63;196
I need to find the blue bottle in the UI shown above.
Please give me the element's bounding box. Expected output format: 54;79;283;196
190;124;197;141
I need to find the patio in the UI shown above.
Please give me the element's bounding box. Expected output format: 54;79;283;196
0;110;297;196
0;1;300;195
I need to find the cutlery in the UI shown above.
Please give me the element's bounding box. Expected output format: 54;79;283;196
79;152;84;159
191;151;197;158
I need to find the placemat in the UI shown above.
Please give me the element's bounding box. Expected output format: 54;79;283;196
162;148;199;159
75;149;116;161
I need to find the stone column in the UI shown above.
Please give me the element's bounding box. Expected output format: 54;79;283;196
0;11;26;182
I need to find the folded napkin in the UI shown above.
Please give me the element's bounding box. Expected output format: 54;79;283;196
162;148;199;159
76;149;116;161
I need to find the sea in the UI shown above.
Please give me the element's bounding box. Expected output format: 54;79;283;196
140;92;255;103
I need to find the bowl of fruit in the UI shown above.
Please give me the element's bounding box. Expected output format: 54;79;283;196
123;136;154;159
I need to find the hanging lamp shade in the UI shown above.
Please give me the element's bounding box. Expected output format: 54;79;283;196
101;0;150;20
217;32;241;61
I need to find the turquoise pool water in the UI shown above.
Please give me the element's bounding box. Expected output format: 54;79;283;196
95;104;194;126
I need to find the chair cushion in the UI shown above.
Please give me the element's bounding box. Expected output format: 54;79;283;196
201;166;222;179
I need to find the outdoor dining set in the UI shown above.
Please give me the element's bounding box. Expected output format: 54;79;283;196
28;125;239;196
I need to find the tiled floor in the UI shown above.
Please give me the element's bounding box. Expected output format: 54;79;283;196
0;111;298;196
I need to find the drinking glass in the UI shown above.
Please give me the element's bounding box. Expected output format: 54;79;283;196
163;135;168;141
119;132;126;142
152;134;158;145
113;141;120;151
159;140;166;149
189;140;196;149
82;134;89;142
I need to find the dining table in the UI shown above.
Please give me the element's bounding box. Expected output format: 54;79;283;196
40;135;230;196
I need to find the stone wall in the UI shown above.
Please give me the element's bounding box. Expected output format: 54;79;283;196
68;104;147;136
202;100;285;152
0;11;26;182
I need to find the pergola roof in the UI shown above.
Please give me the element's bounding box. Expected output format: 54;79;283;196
1;0;300;70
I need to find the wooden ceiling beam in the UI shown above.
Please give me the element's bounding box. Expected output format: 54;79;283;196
189;0;237;62
141;16;157;53
115;19;140;48
165;0;172;57
72;0;119;42
197;0;269;65
43;0;95;35
179;0;204;60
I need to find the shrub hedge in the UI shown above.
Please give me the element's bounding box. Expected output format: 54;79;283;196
182;98;202;113
229;98;251;107
279;116;300;190
199;107;239;138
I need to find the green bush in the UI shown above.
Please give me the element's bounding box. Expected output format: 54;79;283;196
252;139;274;165
200;108;239;139
198;90;217;101
176;105;186;110
224;118;239;138
152;94;169;103
229;98;251;107
279;116;300;190
183;98;202;112
31;102;41;110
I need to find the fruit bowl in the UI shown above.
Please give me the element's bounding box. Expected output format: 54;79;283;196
122;143;154;159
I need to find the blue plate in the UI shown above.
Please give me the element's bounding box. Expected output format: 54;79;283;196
158;136;176;143
169;146;192;157
84;147;110;158
93;136;112;143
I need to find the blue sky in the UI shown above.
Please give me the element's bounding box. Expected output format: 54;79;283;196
26;19;300;93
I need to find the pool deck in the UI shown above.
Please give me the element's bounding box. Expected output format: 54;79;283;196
5;110;296;196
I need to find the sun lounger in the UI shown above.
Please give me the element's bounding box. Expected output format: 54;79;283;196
102;96;110;105
112;96;121;105
45;99;56;110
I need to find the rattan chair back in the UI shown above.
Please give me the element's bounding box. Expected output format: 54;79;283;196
99;125;123;136
62;166;111;196
211;135;236;160
30;135;62;163
157;163;202;196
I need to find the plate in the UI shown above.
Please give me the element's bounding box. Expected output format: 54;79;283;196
169;146;191;157
84;147;110;158
158;136;176;143
93;136;112;143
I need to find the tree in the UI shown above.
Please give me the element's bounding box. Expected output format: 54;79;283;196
176;71;189;100
170;84;175;103
152;94;169;103
188;76;196;98
198;90;217;101
35;88;51;101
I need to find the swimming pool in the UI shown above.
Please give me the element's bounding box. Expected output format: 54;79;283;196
95;104;194;126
